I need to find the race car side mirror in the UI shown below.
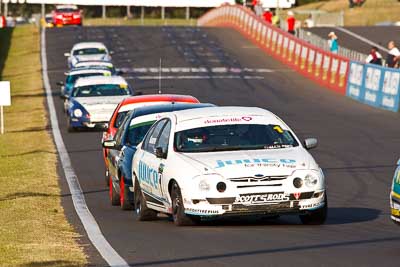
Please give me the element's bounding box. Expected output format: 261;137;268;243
155;147;166;159
103;140;117;149
64;52;70;57
304;138;318;150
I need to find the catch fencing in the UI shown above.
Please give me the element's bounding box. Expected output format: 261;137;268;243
198;4;400;112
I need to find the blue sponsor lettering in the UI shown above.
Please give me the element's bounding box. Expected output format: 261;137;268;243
215;158;296;168
138;161;159;189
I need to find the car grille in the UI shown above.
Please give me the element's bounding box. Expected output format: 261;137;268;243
229;176;287;188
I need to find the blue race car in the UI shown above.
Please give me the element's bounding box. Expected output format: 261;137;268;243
391;158;400;224
102;103;215;210
66;75;133;132
58;66;113;100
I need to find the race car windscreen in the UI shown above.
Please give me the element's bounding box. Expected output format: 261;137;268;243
56;8;78;13
73;48;106;55
174;124;299;153
72;84;130;97
127;121;156;146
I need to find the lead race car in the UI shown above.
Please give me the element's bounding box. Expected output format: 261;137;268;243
132;106;327;226
390;158;400;224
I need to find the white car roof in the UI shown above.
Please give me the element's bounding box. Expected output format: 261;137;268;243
72;42;107;51
69;68;111;76
74;76;128;88
170;106;285;131
74;61;113;68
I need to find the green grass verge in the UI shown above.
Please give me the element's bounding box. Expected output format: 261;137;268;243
293;0;400;26
84;18;197;26
0;25;87;267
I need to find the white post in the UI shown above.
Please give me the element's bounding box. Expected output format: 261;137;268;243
0;0;2;16
102;6;106;19
4;2;7;16
41;3;45;19
141;6;144;25
0;106;3;134
186;7;190;20
161;6;165;20
127;6;131;18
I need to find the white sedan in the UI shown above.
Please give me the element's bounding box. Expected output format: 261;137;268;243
64;42;112;69
132;106;327;226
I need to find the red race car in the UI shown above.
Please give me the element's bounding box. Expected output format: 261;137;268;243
52;5;82;27
101;94;200;183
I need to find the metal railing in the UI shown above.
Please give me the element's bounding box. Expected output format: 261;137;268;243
297;28;368;63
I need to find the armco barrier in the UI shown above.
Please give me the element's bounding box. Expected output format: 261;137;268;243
347;61;400;112
198;5;350;95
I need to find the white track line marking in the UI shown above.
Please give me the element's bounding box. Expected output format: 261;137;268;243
121;67;274;74
41;28;129;267
334;27;389;53
125;75;265;80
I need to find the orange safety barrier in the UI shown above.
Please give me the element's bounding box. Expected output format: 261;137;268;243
198;4;349;95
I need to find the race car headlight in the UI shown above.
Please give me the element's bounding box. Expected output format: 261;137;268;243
304;173;319;188
199;180;210;191
73;109;83;118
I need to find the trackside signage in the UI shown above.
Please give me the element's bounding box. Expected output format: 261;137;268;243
346;61;400;112
0;81;11;106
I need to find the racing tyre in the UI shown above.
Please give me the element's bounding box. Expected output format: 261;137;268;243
120;176;133;210
171;182;197;226
300;194;328;225
105;169;109;187
134;178;157;221
67;118;76;133
109;176;119;206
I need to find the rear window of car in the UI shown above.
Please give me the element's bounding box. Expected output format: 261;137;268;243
56;8;78;13
72;84;130;97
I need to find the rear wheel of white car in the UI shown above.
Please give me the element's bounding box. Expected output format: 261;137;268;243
134;178;157;221
120;176;133;210
109;176;119;206
299;194;328;225
171;182;197;226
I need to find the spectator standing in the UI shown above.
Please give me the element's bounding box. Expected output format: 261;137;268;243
304;14;314;28
365;46;383;65
286;11;296;35
263;8;273;24
271;11;280;27
328;31;338;54
386;41;400;68
252;0;263;16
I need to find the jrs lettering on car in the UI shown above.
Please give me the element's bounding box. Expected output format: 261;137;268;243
138;161;160;189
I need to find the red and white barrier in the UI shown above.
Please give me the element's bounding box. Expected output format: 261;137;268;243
0;16;6;28
198;5;349;95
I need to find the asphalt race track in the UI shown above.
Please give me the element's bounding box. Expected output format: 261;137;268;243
46;26;400;266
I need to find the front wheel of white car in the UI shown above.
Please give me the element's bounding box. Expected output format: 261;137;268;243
134;178;157;221
171;182;197;226
299;194;328;225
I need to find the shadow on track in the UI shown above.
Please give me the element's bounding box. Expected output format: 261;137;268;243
130;235;400;266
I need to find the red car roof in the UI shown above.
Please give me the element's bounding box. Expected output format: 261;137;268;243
119;94;199;106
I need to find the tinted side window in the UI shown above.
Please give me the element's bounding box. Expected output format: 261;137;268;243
114;111;128;128
143;120;166;153
156;120;171;156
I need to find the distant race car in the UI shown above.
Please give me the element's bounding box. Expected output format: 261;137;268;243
58;66;113;99
101;94;200;183
64;42;112;69
390;158;400;224
131;106;327;226
66;76;133;132
52;5;82;27
102;103;214;210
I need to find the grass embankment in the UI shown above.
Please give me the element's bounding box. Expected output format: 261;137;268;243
293;0;400;26
84;18;197;26
0;25;87;266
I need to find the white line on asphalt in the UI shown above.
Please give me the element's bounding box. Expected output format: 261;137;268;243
41;28;129;267
334;27;390;53
125;75;265;80
120;67;275;74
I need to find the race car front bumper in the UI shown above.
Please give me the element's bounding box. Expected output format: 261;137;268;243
184;190;326;217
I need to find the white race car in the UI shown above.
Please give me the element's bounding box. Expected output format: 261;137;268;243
64;42;112;69
132;106;327;226
66;76;133;131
